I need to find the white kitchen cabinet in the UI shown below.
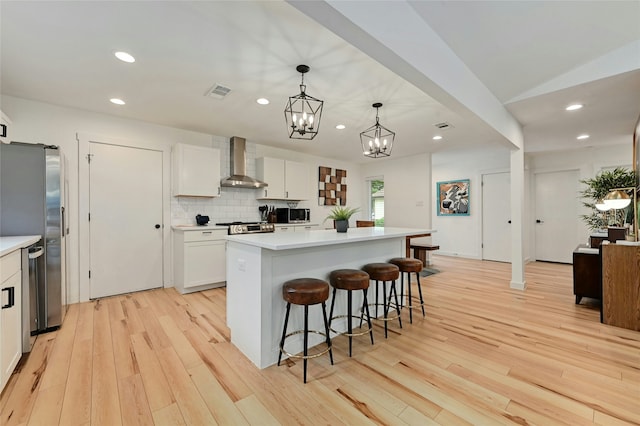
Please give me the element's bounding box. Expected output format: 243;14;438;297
173;228;226;294
0;110;11;144
256;157;309;200
274;224;319;232
1;250;22;392
284;160;309;200
172;143;221;197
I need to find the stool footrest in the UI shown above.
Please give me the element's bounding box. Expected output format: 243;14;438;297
329;314;373;337
364;303;401;322
280;330;332;360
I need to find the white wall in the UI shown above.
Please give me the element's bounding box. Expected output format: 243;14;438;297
432;147;511;259
256;145;363;229
432;143;633;262
527;144;632;256
1;95;362;303
360;153;432;229
3;96;216;304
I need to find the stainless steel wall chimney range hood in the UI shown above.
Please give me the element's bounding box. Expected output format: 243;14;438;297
220;136;267;188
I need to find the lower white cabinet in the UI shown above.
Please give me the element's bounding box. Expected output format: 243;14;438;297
296;224;319;232
274;224;319;232
1;250;22;392
173;228;227;294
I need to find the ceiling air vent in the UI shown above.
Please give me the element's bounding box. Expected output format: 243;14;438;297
434;122;453;130
204;84;231;99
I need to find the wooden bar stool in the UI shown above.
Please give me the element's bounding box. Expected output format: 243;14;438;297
277;278;334;383
328;269;374;357
362;263;402;338
389;257;425;323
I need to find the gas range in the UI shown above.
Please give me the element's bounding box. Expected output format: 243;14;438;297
215;221;275;235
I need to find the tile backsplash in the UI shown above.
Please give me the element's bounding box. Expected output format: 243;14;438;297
170;136;291;225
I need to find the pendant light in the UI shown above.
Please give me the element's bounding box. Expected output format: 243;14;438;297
360;102;394;158
284;65;323;140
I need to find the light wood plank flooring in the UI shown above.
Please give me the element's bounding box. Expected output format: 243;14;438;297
1;256;639;425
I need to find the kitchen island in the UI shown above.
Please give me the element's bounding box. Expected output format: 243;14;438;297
225;227;434;368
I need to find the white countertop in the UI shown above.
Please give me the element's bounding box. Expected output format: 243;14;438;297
172;224;228;231
274;223;319;227
226;227;435;250
0;235;42;257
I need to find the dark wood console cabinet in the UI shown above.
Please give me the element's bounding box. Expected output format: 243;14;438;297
572;244;601;304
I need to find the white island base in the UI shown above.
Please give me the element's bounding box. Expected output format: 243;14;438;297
225;227;433;369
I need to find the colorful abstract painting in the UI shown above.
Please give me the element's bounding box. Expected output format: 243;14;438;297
437;179;470;216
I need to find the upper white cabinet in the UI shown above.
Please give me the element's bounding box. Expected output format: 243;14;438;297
172;143;221;197
256;157;309;200
0;111;12;144
256;157;285;199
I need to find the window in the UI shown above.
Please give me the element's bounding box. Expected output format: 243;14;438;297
368;177;384;226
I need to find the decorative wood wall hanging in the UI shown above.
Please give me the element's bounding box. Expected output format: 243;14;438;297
318;166;347;206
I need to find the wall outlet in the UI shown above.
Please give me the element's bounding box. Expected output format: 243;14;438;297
237;258;246;272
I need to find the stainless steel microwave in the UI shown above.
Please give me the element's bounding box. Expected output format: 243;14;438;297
275;208;310;223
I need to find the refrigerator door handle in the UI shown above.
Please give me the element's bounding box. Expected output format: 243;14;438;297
29;246;44;259
61;206;65;237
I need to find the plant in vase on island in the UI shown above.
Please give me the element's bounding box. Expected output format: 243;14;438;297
325;206;360;232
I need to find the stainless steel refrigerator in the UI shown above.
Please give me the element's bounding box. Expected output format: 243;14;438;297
1;142;66;336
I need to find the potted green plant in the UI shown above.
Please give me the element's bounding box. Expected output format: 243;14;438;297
579;167;636;232
325;206;360;232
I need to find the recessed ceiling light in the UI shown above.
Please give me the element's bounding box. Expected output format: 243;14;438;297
114;51;135;63
577;134;589;140
566;104;583;111
335;124;346;130
432;135;443;140
256;98;269;105
110;98;125;105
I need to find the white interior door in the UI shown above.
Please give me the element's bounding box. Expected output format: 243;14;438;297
89;142;163;298
482;172;511;262
535;170;579;263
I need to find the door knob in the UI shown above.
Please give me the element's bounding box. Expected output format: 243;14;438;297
536;219;544;224
155;224;161;229
508;220;511;224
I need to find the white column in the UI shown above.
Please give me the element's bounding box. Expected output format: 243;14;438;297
510;148;526;290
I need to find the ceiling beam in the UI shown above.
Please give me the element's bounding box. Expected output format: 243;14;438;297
288;0;523;150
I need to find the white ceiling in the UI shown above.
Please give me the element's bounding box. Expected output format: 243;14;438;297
1;1;639;163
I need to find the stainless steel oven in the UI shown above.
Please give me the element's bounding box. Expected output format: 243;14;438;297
215;221;275;235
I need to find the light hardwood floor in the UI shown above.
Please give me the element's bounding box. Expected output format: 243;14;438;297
1;256;639;425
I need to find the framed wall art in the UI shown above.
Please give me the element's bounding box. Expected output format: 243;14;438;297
436;179;470;216
318;166;347;206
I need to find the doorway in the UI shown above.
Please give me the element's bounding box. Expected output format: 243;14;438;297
482;172;511;262
88;142;164;298
534;170;579;263
368;177;384;226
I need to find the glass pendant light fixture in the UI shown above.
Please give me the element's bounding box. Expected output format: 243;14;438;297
360;102;394;158
284;65;323;140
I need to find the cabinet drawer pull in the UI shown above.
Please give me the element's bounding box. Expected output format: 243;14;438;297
1;287;14;309
202;231;213;235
